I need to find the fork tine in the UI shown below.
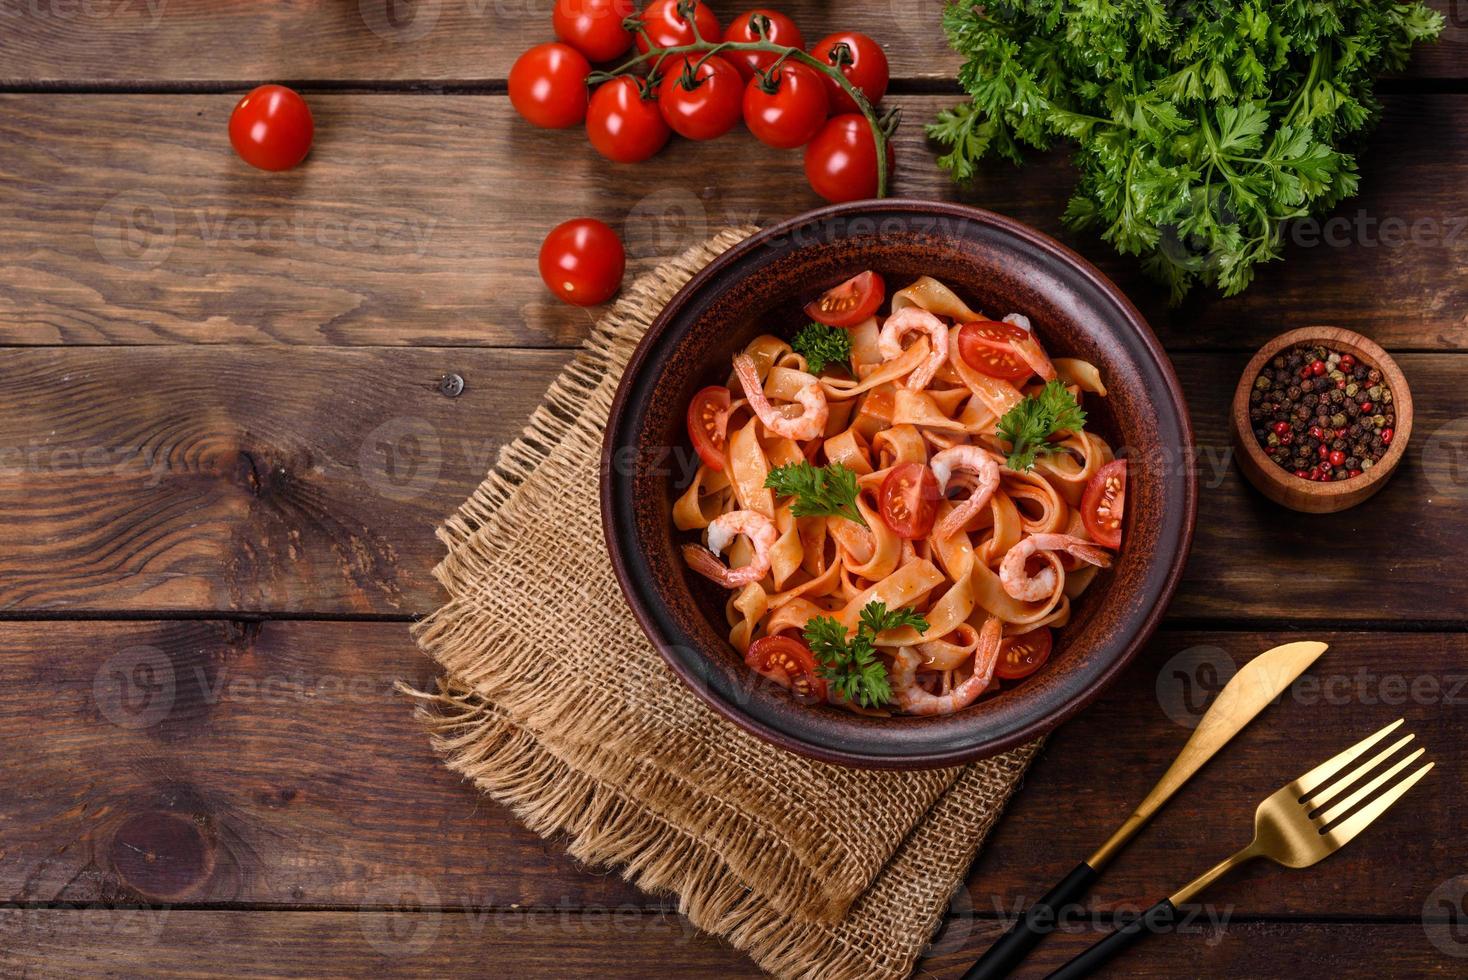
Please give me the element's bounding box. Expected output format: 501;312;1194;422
1305;734;1415;809
1315;747;1426;826
1293;718;1405;797
1321;762;1434;847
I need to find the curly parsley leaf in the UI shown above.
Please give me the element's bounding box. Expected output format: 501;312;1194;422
791;322;852;374
997;380;1087;471
804;601;930;708
765;461;866;527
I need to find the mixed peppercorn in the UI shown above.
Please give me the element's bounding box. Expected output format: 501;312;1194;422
1249;343;1396;482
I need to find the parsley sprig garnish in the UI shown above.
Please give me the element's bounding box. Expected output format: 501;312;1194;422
791;322;852;374
765;461;866;527
996;380;1087;472
804;601;929;708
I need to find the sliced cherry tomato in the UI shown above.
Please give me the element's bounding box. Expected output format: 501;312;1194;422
538;218;625;306
810;31;889;114
996;627;1053;681
552;0;634;63
743;61;829;149
803;113;894;203
722;9;805;80
805;271;884;327
657;54;744;140
508;42;591;129
686;385;731;471
746;634;828;704
634;0;720;53
228;85;314;172
586;76;670;162
957;320;1033;382
1081;458;1127;550
879;462;940;540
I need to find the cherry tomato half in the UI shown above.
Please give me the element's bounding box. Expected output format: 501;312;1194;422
743;61;829;149
957;320;1033;382
1081;458;1127;550
509;42;592;129
657;54;744;141
805;271;884;327
552;0;635;63
538;218;625;306
586;76;671;162
879;462;941;540
996;627;1053;681
635;0;720;53
722;8;805;80
745;634;827;704
228;85;314;172
810;31;889;114
803;113;893;203
686;385;731;471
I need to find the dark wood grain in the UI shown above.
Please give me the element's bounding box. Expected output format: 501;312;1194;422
3;92;1467;349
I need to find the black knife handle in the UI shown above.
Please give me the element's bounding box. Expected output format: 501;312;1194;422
1044;898;1179;980
960;861;1099;980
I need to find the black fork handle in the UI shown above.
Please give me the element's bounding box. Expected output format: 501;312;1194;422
1044;898;1179;979
960;861;1099;979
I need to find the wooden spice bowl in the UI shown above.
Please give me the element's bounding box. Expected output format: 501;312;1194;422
1231;326;1412;513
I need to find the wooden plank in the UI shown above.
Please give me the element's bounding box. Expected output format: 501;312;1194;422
2;92;1466;349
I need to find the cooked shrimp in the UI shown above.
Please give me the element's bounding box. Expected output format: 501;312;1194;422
891;616;1003;715
998;532;1112;602
733;353;828;441
878;306;950;390
682;510;779;588
930;445;1002;539
1002;313;1058;381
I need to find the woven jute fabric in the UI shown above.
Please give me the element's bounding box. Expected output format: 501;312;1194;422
408;227;1040;979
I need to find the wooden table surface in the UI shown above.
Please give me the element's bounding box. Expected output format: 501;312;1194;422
3;3;1466;977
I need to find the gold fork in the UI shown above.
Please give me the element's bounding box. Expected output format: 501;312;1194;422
1046;719;1433;979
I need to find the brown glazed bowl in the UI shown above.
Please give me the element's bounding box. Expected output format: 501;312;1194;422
601;201;1196;769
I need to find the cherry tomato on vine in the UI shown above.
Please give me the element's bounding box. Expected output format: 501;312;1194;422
742;61;829;149
552;0;635;63
1081;459;1127;550
803;113;893;203
879;463;941;539
538;218;625;306
634;0;720;53
957;320;1033;382
996;627;1053;681
228;85;314;172
686;385;731;471
810;31;889;114
805;271;884;327
586;76;671;162
722;8;805;80
509;42;592;129
657;54;744;141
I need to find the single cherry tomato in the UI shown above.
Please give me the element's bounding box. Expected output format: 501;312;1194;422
810;31;889;114
586;76;671;162
803;113;893;203
743;61;829;149
634;0;720;53
509;43;592;129
996;627;1053;681
538;218;625;306
657;54;744;140
228;85;314;172
552;0;635;63
1080;458;1126;550
722;9;805;80
956;320;1031;381
879;462;940;540
686;385;731;471
804;271;884;327
745;634;827;704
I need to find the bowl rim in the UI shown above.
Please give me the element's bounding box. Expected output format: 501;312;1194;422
600;199;1198;768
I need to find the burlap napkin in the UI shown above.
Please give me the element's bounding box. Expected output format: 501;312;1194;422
408;228;1040;979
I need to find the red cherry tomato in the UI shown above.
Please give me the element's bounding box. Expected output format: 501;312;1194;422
552;0;635;63
657;54;744;141
686;385;731;471
745;634;827;704
1080;459;1127;550
803;114;893;203
810;31;889;114
996;627;1053;681
538;218;625;306
879;463;940;540
586;76;671;162
722;8;805;80
805;271;884;327
509;43;591;129
957;320;1033;382
228;85;314;172
742;61;829;149
634;0;720;53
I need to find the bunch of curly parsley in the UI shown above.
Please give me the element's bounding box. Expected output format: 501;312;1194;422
928;1;1443;301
